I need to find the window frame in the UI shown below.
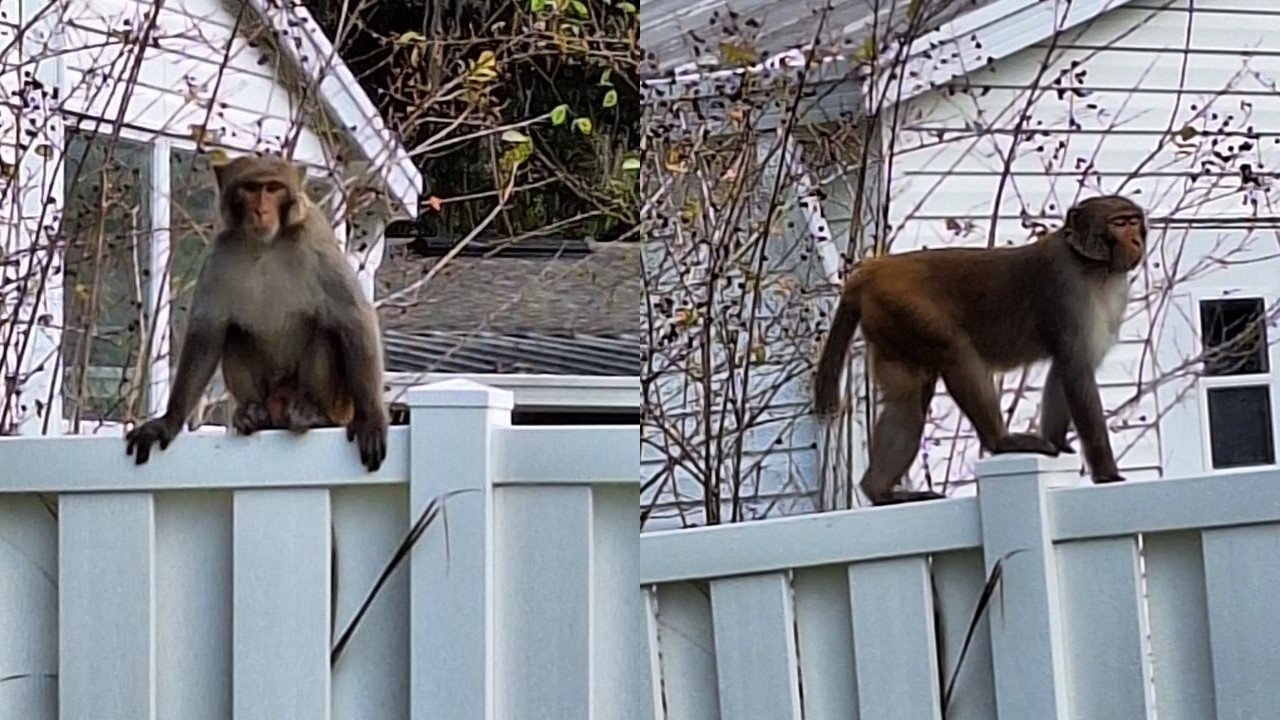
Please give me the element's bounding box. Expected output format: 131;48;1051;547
1182;287;1280;475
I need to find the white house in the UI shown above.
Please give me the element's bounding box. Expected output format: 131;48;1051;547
0;0;421;436
642;0;1280;523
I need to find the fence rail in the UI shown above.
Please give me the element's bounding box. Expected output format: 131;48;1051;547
639;454;1280;720
0;379;645;720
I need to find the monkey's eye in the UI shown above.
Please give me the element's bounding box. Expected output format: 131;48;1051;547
263;182;286;193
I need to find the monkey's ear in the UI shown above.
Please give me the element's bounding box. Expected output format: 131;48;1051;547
1063;208;1110;263
292;163;309;189
212;161;232;190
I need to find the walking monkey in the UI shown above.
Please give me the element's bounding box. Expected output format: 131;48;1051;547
813;195;1147;505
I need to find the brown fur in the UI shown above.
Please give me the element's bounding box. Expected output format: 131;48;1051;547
813;194;1147;505
126;154;388;472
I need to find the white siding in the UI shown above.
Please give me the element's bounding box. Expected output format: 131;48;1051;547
874;0;1280;489
60;0;329;164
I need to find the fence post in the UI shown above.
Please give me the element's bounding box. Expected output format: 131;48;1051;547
975;453;1079;720
404;379;514;720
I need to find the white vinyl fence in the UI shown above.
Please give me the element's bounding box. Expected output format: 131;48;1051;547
640;454;1280;720
0;379;647;720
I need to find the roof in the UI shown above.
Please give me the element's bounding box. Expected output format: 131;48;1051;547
642;0;1136;114
375;241;638;335
374;241;639;376
244;0;423;217
641;0;998;79
383;330;637;376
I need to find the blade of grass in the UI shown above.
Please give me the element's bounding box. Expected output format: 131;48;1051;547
941;548;1026;715
330;487;477;665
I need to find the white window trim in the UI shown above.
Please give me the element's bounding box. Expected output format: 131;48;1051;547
1160;286;1280;477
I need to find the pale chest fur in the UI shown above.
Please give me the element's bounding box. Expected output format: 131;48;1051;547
1083;274;1131;368
222;244;319;342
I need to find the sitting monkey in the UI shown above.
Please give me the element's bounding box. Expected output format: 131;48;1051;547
126;154;389;472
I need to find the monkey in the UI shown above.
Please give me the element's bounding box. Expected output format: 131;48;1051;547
812;194;1147;506
124;154;389;473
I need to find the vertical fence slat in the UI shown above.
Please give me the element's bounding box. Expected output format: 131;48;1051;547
644;588;667;720
1201;524;1280;720
792;565;859;720
330;485;410;720
653;582;721;720
847;556;940;720
975;455;1073;720
59;492;156;720
405;380;511;720
931;550;996;720
494;484;591;720
591;484;653;720
232;488;331;719
1056;536;1153;719
0;495;58;720
155;492;232;720
708;572;802;720
1144;531;1215;720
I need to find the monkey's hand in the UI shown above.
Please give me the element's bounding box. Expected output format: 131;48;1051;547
346;416;388;472
125;417;181;466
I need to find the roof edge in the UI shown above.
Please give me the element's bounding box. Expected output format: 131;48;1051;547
243;0;423;218
875;0;1139;110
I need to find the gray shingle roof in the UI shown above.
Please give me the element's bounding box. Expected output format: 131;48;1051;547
374;241;638;375
383;330;637;375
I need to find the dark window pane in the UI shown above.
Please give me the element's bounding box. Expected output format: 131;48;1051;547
1207;385;1276;468
60;130;153;422
1200;298;1269;376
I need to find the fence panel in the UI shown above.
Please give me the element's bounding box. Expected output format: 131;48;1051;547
930;549;996;720
1055;536;1152;719
847;556;940;720
1201;523;1280;720
59;493;155;720
792;565;858;720
231;488;332;718
707;572;801;720
640;455;1280;720
0;379;641;720
1143;531;1215;720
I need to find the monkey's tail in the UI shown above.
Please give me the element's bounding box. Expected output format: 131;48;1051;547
812;281;862;417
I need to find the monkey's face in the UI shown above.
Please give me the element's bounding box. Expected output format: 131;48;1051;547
1064;195;1148;273
1105;209;1146;272
235;180;291;241
213;155;310;242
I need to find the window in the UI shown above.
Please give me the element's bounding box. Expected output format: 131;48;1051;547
60;131;154;424
1199;296;1276;469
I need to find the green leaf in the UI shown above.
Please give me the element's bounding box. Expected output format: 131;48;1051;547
395;30;425;45
599;68;612;86
573;117;593;134
617;1;635;12
550;104;569;126
530;0;548;10
569;0;588;16
622;157;640;171
501;129;532;143
602;89;617;108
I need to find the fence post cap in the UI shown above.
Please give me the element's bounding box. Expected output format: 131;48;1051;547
976;453;1079;478
404;379;515;410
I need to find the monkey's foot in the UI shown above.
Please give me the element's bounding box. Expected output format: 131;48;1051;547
232;402;274;435
989;432;1060;457
1093;473;1126;485
865;489;946;506
285;397;329;433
